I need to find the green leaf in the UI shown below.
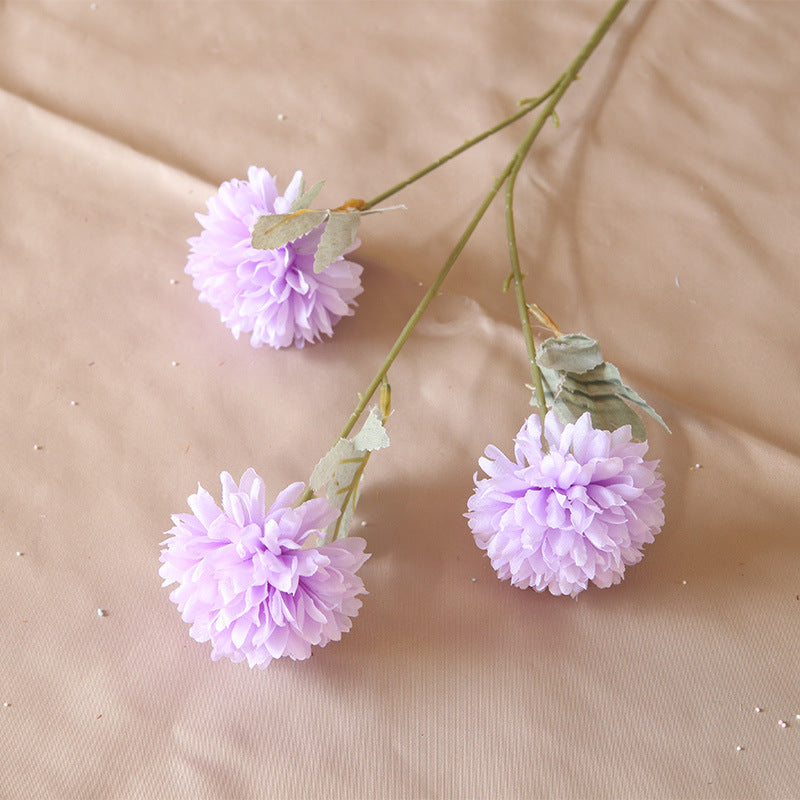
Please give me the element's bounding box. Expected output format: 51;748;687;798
289;179;326;213
253;201;402;265
313;211;361;273
308;408;390;541
538;360;670;441
251;210;329;251
537;333;603;374
536;334;670;440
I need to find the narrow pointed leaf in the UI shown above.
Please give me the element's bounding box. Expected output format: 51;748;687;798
289;179;326;213
352;407;390;451
251;210;329;251
309;438;356;494
537;359;670;442
308;408;390;540
313;211;361;273
605;363;671;433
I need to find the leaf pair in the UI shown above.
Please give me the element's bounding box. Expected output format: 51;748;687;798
309;407;390;543
535;333;670;441
252;209;360;276
251;177;402;274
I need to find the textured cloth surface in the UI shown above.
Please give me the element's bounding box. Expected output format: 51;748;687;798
2;2;799;798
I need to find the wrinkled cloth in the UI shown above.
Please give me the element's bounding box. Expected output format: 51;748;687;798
2;2;799;798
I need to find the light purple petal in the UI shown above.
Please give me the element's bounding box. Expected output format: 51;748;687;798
185;167;363;349
160;470;370;668
466;410;664;598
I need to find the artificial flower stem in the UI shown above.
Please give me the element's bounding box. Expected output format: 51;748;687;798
346;0;630;440
360;81;564;212
300;0;631;504
325;392;391;543
338;159;520;444
298;159;521;505
502;0;629;443
504;151;550;447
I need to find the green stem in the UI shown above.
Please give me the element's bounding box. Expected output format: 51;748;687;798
504;0;628;443
360;81;563;212
504;153;549;439
328;454;369;542
302;0;630;503
349;0;629;441
338;156;520;443
299;175;509;508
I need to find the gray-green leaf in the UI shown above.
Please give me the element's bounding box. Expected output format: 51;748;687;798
289;179;326;213
536;336;670;441
308;408;390;541
251;210;329;251
352;407;391;451
537;333;603;374
313;211;361;273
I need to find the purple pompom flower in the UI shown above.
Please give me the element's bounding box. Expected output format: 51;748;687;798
186;166;363;349
159;469;370;668
466;410;664;598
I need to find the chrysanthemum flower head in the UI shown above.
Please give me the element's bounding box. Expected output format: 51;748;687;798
186;167;363;349
159;469;370;668
466;410;664;598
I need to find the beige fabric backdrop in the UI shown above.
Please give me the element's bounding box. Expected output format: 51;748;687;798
2;1;799;797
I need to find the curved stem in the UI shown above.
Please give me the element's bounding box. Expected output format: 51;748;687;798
304;0;630;502
504;152;549;437
297;158;519;507
348;0;629;441
360;81;563;212
338;157;521;442
504;0;629;443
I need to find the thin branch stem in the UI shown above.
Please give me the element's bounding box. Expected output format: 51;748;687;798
360;81;563;212
302;0;630;502
504;154;549;439
297;161;518;507
504;0;629;442
345;0;629;443
338;157;520;443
